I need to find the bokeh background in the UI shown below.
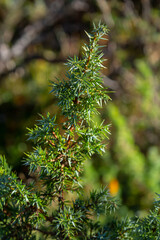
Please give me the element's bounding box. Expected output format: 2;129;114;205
0;0;160;216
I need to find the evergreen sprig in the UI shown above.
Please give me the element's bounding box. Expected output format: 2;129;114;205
1;23;160;240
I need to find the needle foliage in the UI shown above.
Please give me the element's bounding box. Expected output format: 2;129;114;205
0;23;160;240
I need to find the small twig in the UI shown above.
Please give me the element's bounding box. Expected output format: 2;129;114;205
0;55;65;81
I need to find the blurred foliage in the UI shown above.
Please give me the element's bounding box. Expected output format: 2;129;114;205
0;0;160;216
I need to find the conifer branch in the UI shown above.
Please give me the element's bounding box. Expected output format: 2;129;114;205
3;24;160;240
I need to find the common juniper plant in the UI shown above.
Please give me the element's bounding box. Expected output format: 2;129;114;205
0;23;113;239
1;23;160;240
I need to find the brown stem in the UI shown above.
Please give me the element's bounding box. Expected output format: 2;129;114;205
66;36;97;149
83;36;96;75
56;34;98;215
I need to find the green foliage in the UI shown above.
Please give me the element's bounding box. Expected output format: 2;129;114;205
0;23;113;239
1;23;160;239
0;155;46;239
1;1;160;214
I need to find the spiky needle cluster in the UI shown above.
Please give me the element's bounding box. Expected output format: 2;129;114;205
0;24;116;239
27;23;110;208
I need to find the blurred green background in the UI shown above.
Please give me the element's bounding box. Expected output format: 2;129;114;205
0;0;160;216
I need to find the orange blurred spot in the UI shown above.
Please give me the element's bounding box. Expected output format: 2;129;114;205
109;179;119;196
